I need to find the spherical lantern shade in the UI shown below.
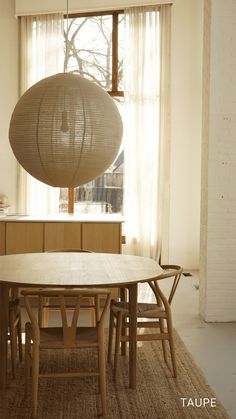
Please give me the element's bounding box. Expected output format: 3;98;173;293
9;73;123;187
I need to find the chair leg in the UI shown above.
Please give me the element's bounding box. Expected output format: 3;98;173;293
89;296;96;326
25;324;31;395
159;318;167;364
114;311;122;381
121;315;127;356
166;316;177;378
107;310;115;364
39;296;49;327
43;307;49;327
9;309;17;379
98;334;106;417
120;288;127;356
17;313;23;362
38;296;43;328
95;295;100;324
32;344;40;418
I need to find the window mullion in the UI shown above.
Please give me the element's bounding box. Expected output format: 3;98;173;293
112;13;119;93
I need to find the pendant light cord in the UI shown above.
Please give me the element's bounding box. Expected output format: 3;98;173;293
64;0;69;73
61;0;69;132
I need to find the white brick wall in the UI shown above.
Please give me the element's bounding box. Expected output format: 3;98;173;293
200;0;236;321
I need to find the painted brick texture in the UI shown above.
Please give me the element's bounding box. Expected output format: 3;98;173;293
200;0;236;321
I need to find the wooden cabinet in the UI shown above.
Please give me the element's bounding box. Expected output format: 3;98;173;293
82;223;121;253
0;218;122;255
1;218;122;301
6;222;44;254
0;222;5;255
44;222;82;251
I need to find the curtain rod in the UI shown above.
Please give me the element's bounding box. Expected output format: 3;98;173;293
15;1;174;17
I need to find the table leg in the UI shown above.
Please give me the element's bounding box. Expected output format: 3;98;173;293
128;283;137;389
0;283;9;390
120;287;127;356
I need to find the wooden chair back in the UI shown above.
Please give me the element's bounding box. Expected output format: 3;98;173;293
22;289;111;347
40;249;93;327
148;264;183;310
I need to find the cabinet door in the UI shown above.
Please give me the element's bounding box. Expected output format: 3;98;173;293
6;222;44;254
44;222;82;251
82;223;121;253
0;222;6;255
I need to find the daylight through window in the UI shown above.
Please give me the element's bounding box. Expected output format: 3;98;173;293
60;11;124;215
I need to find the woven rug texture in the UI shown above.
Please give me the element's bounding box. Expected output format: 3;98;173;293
0;331;230;419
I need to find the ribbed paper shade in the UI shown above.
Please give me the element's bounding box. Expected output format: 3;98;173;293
9;73;123;187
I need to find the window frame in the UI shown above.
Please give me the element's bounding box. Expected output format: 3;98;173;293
64;10;124;213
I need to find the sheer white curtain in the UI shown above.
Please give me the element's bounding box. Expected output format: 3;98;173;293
17;14;64;215
123;5;171;261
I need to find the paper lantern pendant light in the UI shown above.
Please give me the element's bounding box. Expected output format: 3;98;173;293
9;73;123;187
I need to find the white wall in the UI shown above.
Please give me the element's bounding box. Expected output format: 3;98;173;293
0;0;18;213
168;0;203;269
200;0;236;321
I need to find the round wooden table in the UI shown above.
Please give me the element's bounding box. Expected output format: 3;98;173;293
0;252;163;390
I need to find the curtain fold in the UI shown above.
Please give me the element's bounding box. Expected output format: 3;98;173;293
157;5;171;263
17;13;64;215
123;5;171;261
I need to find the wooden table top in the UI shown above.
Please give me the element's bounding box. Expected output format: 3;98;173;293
0;253;163;287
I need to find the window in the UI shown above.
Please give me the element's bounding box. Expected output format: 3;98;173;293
60;11;124;214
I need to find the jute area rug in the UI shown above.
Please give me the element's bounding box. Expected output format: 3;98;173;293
0;331;230;419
